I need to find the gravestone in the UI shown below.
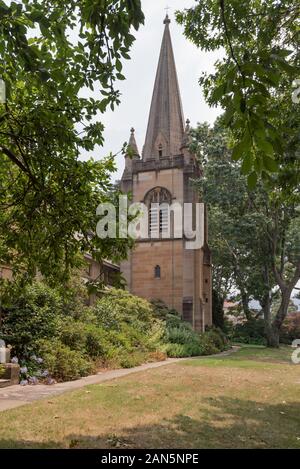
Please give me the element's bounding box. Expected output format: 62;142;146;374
0;340;20;387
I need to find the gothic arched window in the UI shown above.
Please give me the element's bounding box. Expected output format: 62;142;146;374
144;187;172;237
154;265;161;278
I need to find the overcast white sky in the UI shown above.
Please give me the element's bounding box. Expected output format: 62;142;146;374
97;0;223;181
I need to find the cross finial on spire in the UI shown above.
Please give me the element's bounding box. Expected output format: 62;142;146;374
164;6;171;24
127;127;140;158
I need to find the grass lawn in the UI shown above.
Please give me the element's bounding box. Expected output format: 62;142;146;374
0;345;299;449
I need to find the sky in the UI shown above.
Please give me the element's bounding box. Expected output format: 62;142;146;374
97;0;223;181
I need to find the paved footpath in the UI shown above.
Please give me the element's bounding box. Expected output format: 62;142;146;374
0;347;239;412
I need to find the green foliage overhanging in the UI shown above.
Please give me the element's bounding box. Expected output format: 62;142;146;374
177;0;300;189
191;120;300;347
0;0;144;284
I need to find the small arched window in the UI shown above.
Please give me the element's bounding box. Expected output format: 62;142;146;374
158;144;163;158
154;265;161;278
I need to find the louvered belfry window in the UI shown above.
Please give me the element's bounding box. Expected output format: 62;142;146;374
144;187;172;238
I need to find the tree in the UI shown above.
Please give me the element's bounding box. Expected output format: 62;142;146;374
192;119;300;347
191;122;274;319
0;1;144;285
212;288;225;330
178;0;300;345
177;0;299;186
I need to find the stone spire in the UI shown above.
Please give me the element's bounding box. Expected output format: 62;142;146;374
123;127;139;178
181;118;191;149
127;127;140;158
142;15;185;160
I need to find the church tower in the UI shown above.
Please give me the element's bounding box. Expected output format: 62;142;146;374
120;15;212;331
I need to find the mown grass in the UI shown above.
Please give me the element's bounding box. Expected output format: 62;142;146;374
0;345;299;449
185;344;293;369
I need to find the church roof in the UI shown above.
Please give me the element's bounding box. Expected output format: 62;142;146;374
142;14;185;160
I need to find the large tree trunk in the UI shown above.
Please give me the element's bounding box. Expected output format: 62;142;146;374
240;290;252;321
266;286;294;347
261;292;271;333
212;290;225;329
261;292;280;347
265;324;280;348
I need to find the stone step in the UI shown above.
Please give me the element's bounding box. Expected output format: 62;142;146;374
0;379;11;389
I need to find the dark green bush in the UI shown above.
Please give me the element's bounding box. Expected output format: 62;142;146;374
165;326;195;345
164;342;202;358
151;299;180;321
0;282;63;355
206;327;228;350
60;320;111;358
165;312;190;329
84;324;111;358
163;319;227;358
60;320;87;352
233;319;266;345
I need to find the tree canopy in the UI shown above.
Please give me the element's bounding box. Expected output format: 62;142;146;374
177;0;300;188
192;119;300;346
0;0;144;285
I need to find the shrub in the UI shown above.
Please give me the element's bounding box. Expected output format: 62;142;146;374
1;280;230;381
93;289;155;332
165;326;199;346
60;321;110;358
280;313;300;344
117;351;147;368
144;321;165;351
0;282;63;355
163;324;227;358
37;339;92;381
232;319;266;345
163;343;190;358
58;273;90;319
120;323;148;349
159;301;229;358
165;313;190;330
205;327;228;350
151;299;180;321
106;330;133;352
197;333;219;355
163;342;202;358
84;324;111;358
147;351;167;362
60;320;87;352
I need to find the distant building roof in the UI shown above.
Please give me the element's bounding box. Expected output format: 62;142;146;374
224;301;238;309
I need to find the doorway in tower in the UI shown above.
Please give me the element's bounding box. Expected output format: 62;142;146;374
182;299;193;325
